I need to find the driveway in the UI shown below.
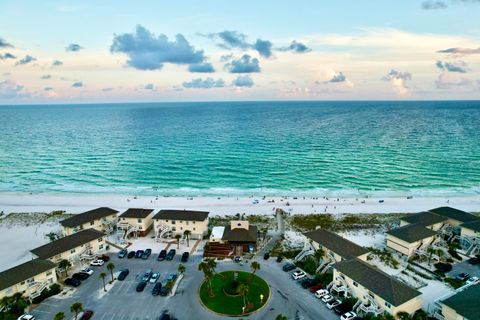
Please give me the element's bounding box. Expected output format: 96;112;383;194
31;252;338;320
447;260;480;279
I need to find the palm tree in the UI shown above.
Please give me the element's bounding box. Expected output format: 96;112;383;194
54;312;65;320
426;247;436;265
397;311;412;320
178;263;186;275
70;302;83;320
175;234;182;249
45;232;57;242
206;258;217;274
183;230;191;247
437;249;445;263
1;293;27;315
198;262;214;296
58;259;72;277
107;262;115;282
99;272;107;292
275;315;288;320
238;283;249;311
250;261;260;280
165;280;174;295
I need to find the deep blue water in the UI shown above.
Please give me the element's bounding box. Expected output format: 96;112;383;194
0;101;479;197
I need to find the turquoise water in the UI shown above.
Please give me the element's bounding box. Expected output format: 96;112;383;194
0;101;479;197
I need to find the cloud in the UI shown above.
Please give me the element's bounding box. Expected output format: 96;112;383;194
66;43;83;52
435;73;473;89
72;81;83;88
182;77;225;89
111;25;206;70
0;53;16;60
15;55;36;66
225;54;260;73
252;39;273;58
144;83;155;90
205;31;273;58
0;79;28;99
422;0;448;9
437;47;480;56
328;72;347;83
435;60;467;73
44;87;53;91
232;75;254;88
279;40;311;53
41;75;52;80
188;62;215;73
0;37;13;48
52;60;63;67
382;69;412;96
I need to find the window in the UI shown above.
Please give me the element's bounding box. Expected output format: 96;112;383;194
186;221;189;225
353;281;358;287
172;220;176;224
179;221;183;223
385;301;391;308
137;218;142;223
27;278;34;283
193;221;196;224
70;249;76;254
46;271;52;276
98;238;103;243
99;244;104;250
90;221;94;226
166;220;169;222
193;227;196;231
180;227;183;230
21;281;25;285
172;227;176;231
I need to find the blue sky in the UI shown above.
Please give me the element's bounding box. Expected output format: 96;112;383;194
1;0;480;103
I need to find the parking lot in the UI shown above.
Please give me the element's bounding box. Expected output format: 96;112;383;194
31;249;340;320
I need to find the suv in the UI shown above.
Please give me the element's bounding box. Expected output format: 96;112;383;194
282;263;295;272
300;278;319;288
150;272;160;283
264;252;270;260
90;259;104;266
136;281;147;292
334;303;352;315
135;250;144;258
292;270;307;280
17;315;35;320
72;272;89;280
127;251;135;259
142;249;152;260
152;282;162;296
64;278;81;287
314;289;329;298
181;252;190;262
141;269;153;282
118;249;128;258
118;269;129;281
166;249;176;261
157;250;167;261
341;312;358;320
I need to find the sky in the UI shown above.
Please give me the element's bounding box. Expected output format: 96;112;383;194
1;0;480;104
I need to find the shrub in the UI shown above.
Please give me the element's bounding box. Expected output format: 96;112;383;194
444;277;463;289
32;283;61;304
315;272;333;287
295;256;318;275
434;262;452;274
448;249;462;260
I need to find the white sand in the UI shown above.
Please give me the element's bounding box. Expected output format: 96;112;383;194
1;192;480;216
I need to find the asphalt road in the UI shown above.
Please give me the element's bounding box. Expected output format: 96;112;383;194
31;253;339;320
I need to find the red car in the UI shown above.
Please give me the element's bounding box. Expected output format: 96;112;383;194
82;310;94;319
309;284;323;293
97;254;110;262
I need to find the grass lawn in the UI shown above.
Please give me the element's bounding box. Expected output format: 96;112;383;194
199;271;270;316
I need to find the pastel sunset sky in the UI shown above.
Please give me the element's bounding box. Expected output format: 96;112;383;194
1;0;480;103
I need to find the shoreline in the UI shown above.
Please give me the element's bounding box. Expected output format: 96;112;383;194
1;192;480;215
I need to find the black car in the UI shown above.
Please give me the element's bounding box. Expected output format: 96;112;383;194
72;272;89;280
118;269;129;281
301;278;320;289
136;281;147;292
467;257;480;265
333;303;352;315
160;285;170;296
181;252;189;262
142;249;152;260
264;252;270;260
159;312;171;320
64;278;81;287
282;263;296;272
127;251;135;259
135;250;144;258
166;249;176;261
157;250;167;261
152;282;162;296
276;256;283;263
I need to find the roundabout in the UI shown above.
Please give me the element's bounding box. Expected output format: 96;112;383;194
199;270;270;316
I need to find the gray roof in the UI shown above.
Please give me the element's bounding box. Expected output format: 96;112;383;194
119;208;154;219
304;228;369;259
30;229;105;259
222;225;258;242
461;220;480;233
60;207;118;228
441;284;480;319
387;224;437;243
429;207;479;223
0;259;56;291
334;259;422;306
400;211;447;226
153;210;209;221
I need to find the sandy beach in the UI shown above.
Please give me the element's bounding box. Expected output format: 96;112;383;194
1;192;480;216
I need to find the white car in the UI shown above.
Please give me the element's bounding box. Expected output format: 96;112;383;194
17;315;35;320
341;311;357;320
314;289;329;298
326;299;341;309
466;276;479;285
150;272;160;283
321;294;334;303
90;259;105;266
81;268;94;275
292;270;307;280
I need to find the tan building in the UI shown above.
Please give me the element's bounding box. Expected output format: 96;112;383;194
118;208;154;237
434;284;479;320
30;229;106;263
153;209;209;240
60;207;118;236
304;228;369;263
0;259;57;301
386;224;438;257
459;220;480;256
331;259;423;318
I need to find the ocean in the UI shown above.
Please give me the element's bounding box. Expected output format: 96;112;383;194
0;101;479;197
